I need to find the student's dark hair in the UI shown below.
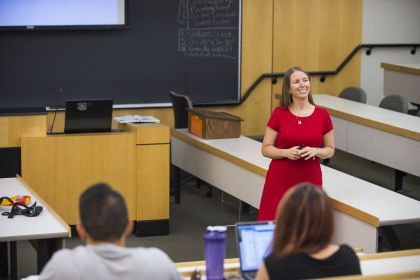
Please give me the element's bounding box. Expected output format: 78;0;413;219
272;183;334;256
79;183;129;242
280;66;315;107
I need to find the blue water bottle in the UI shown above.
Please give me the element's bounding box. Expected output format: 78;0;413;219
204;226;227;280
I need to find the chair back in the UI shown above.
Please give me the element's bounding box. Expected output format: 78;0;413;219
339;87;367;103
169;91;193;128
379;94;408;113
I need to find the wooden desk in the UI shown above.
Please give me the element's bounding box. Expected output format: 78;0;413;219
0;177;70;279
176;258;239;279
381;62;420;104
20;123;170;235
176;249;420;279
313;94;420;191
171;129;420;253
358;249;420;278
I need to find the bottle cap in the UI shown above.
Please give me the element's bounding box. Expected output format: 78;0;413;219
207;226;227;232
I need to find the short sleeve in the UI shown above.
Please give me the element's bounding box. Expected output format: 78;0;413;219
267;107;281;132
322;109;333;135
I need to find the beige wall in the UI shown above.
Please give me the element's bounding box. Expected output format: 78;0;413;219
47;0;362;137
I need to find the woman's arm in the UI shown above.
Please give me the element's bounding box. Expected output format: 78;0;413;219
318;129;335;159
255;263;270;280
261;127;301;160
299;130;335;160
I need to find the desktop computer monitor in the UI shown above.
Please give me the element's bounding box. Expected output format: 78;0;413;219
64;99;113;134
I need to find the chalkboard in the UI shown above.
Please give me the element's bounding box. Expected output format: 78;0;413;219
0;0;241;110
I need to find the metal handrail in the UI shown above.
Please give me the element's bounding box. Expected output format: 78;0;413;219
200;43;419;107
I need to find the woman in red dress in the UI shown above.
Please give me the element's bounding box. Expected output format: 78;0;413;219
257;66;335;221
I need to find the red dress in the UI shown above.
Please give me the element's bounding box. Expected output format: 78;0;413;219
257;106;333;221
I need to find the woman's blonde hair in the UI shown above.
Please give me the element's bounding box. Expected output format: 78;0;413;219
272;183;334;256
279;66;315;107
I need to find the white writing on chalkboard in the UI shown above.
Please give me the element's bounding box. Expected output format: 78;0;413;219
178;29;237;58
177;0;239;59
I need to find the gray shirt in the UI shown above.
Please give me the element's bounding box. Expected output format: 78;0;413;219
39;243;182;280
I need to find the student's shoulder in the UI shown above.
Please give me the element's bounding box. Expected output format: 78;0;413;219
49;245;96;266
131;247;181;278
39;247;84;279
132;247;173;261
339;244;355;253
265;252;305;276
49;247;76;261
338;244;362;273
338;244;359;259
265;252;299;266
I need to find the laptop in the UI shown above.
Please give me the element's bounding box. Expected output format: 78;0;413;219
236;221;275;280
64;99;113;134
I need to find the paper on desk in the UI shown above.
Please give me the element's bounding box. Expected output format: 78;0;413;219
114;115;160;124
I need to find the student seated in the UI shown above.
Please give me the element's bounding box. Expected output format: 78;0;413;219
256;183;361;280
40;183;182;280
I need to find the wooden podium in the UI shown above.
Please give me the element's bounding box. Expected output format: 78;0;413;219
21;123;170;236
188;109;242;139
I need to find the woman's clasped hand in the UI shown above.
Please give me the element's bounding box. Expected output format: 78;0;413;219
286;146;319;160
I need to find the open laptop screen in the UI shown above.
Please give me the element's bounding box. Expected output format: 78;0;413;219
236;221;275;273
64;99;113;134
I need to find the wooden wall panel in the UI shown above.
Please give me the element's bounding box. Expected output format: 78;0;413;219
272;0;362;109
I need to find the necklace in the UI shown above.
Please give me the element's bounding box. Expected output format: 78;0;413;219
290;107;303;125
